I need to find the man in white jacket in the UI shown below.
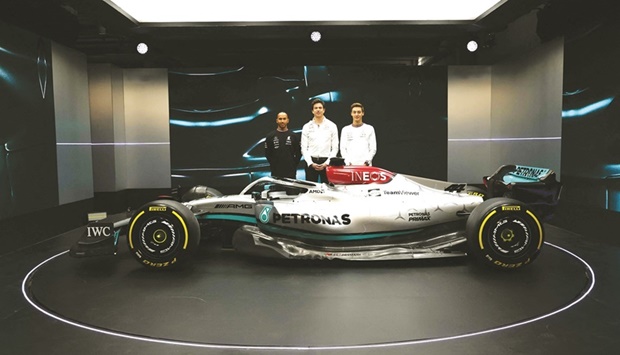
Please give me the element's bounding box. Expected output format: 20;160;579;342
340;102;377;166
301;98;339;182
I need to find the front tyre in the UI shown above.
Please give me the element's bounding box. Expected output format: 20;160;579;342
466;198;544;270
127;199;200;269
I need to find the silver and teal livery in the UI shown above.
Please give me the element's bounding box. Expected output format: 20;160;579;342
71;164;561;271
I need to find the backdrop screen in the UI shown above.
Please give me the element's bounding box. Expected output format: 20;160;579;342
169;65;447;194
562;20;620;212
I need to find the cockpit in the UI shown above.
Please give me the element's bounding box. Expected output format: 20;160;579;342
240;177;318;200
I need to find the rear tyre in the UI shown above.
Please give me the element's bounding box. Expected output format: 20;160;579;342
127;199;200;269
466;198;544;270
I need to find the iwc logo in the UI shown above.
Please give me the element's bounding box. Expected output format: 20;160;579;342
259;206;272;224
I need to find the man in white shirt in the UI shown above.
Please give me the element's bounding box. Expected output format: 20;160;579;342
340;102;377;166
301;98;339;182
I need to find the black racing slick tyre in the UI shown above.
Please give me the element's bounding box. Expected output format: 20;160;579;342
127;199;200;269
466;198;544;270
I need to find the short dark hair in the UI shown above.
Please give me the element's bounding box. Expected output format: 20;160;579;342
311;98;325;108
351;102;364;112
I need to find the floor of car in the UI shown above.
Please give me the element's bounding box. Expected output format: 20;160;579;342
1;222;619;354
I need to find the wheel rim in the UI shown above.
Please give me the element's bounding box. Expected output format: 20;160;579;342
488;216;532;258
137;216;181;259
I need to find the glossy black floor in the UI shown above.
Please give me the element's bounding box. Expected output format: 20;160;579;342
2;218;620;354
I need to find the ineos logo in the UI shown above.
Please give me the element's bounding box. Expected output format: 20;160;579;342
351;171;389;182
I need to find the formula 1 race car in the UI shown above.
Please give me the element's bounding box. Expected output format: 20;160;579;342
70;163;562;270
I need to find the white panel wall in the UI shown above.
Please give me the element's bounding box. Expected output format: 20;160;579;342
51;42;94;204
123;69;170;189
88;66;170;191
89;64;116;192
88;64;128;192
448;37;563;183
112;68;128;190
490;38;563;172
447;66;492;183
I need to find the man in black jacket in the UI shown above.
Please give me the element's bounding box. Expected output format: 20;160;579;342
264;112;301;178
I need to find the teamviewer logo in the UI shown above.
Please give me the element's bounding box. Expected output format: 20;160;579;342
259;206;272;224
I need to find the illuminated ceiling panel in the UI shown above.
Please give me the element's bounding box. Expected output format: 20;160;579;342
104;0;506;24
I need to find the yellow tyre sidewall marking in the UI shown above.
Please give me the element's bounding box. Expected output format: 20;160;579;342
478;210;497;250
171;210;189;249
128;210;146;250
128;209;189;250
526;209;544;250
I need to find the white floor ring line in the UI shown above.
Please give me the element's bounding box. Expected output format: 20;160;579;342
21;242;595;351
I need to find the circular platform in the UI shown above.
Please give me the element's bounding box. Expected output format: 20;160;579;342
23;229;593;351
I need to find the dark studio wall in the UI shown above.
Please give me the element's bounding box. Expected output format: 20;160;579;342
0;21;59;220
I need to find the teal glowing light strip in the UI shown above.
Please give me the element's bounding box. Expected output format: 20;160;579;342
0;67;14;84
259;224;422;241
169;67;244;76
113;229;120;246
562;97;614;118
170;107;269;127
197;214;257;224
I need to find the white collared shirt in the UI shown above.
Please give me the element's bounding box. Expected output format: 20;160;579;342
301;117;339;166
340;123;377;165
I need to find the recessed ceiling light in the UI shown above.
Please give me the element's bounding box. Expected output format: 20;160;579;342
310;31;322;42
136;42;148;54
466;40;478;52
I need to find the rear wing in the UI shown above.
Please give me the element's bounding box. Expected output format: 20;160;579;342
483;164;562;220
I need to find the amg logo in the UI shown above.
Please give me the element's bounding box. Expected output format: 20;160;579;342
215;203;253;209
502;206;521;211
149;206;167;212
273;213;351;225
308;189;324;193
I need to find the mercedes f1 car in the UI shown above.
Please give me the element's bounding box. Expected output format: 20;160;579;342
70;163;561;270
